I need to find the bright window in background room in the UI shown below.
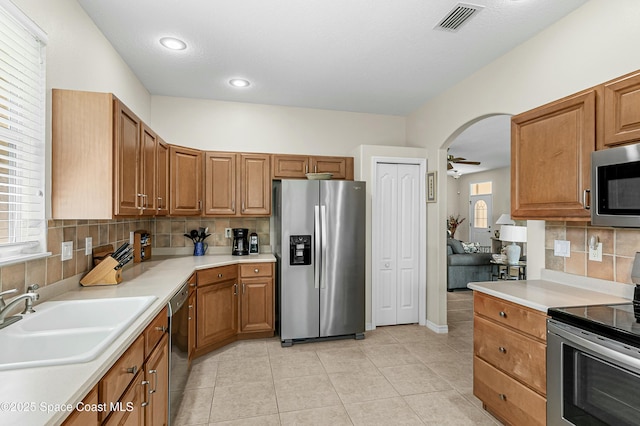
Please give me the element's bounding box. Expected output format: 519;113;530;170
470;181;492;196
0;1;49;265
474;199;488;229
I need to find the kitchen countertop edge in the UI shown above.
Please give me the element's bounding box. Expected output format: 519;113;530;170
467;279;631;313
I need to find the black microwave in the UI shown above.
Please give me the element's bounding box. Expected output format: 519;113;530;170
591;142;640;227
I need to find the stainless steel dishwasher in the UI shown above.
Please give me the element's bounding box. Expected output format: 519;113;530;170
168;281;190;425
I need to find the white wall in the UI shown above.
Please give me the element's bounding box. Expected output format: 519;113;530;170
151;96;406;153
406;0;640;328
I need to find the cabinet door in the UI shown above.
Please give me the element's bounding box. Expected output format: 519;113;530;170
145;334;169;426
114;100;142;216
103;371;146;426
239;153;271;216
311;156;354;180
196;280;238;348
204;152;236;215
140;123;157;215
511;90;595;220
156;139;169;216
62;386;99;426
170;145;203;216
272;154;310;179
603;71;640;147
240;277;274;333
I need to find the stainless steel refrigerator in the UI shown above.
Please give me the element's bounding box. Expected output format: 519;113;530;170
272;179;366;346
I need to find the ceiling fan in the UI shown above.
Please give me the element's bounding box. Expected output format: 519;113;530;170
447;154;481;170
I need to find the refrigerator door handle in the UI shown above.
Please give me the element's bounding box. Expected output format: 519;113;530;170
314;205;321;289
320;205;327;289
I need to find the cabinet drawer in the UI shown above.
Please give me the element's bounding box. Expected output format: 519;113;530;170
62;386;98;426
197;265;238;286
473;292;547;341
99;334;144;421
240;263;273;278
474;356;546;426
144;306;168;358
474;315;546;395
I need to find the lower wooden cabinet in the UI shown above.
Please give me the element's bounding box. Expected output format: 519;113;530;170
194;262;274;357
63;309;169;426
472;291;548;426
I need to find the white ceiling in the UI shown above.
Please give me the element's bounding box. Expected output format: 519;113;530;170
77;0;587;174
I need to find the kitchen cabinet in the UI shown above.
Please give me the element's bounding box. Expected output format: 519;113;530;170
203;152;271;217
602;70;640;148
194;263;275;357
144;333;169;426
511;89;595;220
52;89;168;219
272;154;354;180
62;386;99;426
472;292;547;426
170;145;203;216
239;263;274;334
196;265;238;351
156;139;170;216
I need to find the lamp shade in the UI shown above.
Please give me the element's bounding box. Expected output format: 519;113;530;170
496;214;515;225
500;225;527;243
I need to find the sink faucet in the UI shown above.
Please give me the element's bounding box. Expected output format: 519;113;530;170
0;284;40;329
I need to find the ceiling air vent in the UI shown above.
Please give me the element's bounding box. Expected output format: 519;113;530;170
435;3;484;32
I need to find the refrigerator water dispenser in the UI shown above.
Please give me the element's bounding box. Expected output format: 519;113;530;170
290;235;311;265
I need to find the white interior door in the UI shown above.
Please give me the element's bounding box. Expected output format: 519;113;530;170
375;163;420;326
469;194;493;247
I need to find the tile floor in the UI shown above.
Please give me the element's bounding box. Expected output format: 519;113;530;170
174;290;500;425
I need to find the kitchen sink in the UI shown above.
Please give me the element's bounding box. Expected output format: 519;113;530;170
0;295;157;370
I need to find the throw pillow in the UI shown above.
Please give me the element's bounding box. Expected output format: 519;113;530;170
447;238;466;254
461;241;480;253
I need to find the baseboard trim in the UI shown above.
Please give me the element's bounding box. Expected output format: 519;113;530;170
426;320;449;334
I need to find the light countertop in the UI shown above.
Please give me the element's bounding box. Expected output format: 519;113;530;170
468;279;630;312
0;254;275;426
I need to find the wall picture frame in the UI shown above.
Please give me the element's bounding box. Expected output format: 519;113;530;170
427;171;437;203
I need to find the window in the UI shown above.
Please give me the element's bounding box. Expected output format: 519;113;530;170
473;199;488;229
470;181;492;195
0;1;48;265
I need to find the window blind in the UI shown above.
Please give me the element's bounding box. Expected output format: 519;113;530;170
0;1;47;263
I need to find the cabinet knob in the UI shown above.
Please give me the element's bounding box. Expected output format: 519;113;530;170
155;326;167;333
499;311;507;318
218;273;223;278
254;268;259;273
190;283;196;287
126;366;138;375
499;393;507;401
498;347;507;354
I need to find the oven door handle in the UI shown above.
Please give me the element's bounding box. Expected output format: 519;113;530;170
548;321;640;374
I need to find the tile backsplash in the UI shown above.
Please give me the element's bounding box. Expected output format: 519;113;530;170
0;217;270;296
545;221;640;284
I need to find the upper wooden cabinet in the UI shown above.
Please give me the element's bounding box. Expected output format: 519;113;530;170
204;152;271;217
52;89;168;219
156;139;170;216
511;90;595;220
602;70;640;148
272;154;354;180
170;145;203;216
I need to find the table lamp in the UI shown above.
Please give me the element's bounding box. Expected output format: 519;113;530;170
500;225;527;265
496;214;515;226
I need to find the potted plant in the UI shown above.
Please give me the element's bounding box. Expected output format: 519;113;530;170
447;214;465;239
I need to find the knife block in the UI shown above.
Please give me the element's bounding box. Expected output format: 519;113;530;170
80;257;122;286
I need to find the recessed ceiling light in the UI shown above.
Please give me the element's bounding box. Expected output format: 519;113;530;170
159;37;186;50
229;78;251;88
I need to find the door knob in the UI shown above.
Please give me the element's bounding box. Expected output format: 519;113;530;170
385;263;390;268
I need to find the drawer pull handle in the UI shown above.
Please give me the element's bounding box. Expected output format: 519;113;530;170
155;326;167;333
499;311;507;318
190;283;196;287
499;393;507;401
149;369;158;394
141;380;150;407
254;268;259;273
498;347;507;354
127;366;138;375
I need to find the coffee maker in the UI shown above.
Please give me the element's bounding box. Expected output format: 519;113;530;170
232;228;249;256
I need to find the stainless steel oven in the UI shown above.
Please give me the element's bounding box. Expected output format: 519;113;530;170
547;311;640;425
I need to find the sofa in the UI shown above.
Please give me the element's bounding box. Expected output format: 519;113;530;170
446;238;493;291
